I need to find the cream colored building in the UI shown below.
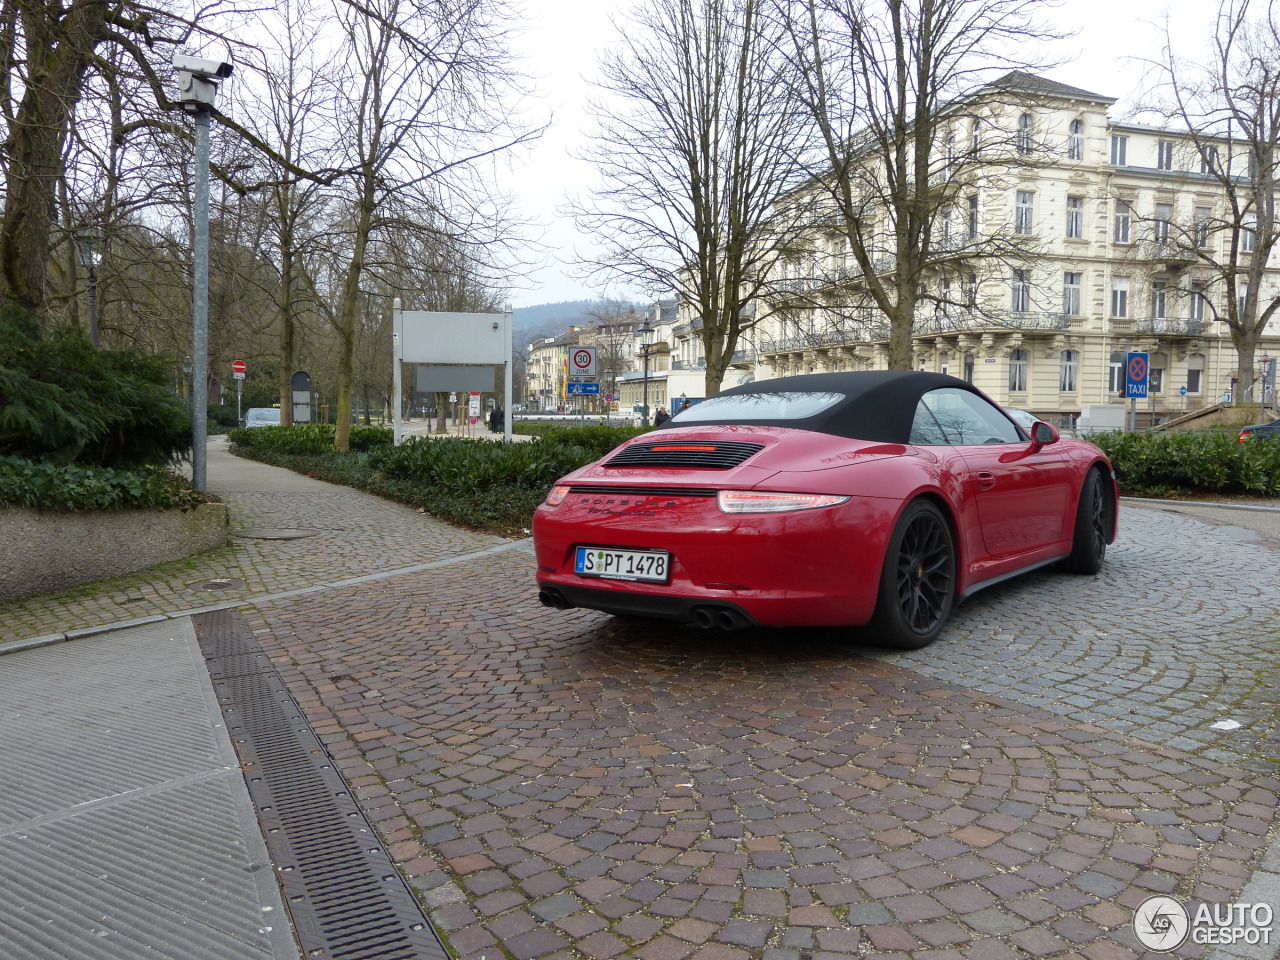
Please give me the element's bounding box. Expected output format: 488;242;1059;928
749;72;1280;426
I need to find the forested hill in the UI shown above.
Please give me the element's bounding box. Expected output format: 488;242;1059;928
512;301;596;337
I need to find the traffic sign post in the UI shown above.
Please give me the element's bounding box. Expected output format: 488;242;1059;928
569;347;597;378
1126;352;1149;432
231;360;246;422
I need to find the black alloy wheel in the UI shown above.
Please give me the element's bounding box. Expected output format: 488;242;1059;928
869;499;956;649
1064;468;1109;574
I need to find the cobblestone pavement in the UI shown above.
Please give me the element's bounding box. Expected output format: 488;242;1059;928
0;438;505;644
6;450;1279;959
242;503;1280;960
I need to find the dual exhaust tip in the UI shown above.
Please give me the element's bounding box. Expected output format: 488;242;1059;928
689;606;751;631
537;588;751;632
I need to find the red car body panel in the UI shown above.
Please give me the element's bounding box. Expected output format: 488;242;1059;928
533;422;1117;628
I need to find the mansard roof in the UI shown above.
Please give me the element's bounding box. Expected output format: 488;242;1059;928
985;70;1116;105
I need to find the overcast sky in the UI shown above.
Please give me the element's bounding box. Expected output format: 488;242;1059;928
502;0;1216;309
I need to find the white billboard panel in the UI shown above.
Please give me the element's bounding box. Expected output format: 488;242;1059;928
398;311;509;364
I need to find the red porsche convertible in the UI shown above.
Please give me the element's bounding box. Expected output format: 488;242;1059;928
533;371;1118;648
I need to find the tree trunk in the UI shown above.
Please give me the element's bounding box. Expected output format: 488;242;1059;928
0;2;108;309
278;244;296;425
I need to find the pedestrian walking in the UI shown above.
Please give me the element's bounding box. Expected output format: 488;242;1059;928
654;407;669;426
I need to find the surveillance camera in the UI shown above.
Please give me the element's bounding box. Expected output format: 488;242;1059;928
173;54;234;79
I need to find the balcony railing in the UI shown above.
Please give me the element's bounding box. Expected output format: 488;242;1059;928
1137;239;1197;265
1134;318;1206;336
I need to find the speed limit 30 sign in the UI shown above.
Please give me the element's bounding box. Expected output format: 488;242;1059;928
570;347;597;378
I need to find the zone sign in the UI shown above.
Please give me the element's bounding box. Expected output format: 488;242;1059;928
570;347;597;378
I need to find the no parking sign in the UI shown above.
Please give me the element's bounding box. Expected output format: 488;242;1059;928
1126;352;1148;399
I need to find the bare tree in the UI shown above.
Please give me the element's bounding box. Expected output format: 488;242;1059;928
307;0;528;451
575;0;815;397
772;0;1062;369
1146;0;1280;399
584;299;640;403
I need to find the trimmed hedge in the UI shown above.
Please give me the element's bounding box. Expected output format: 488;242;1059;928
226;423;393;455
0;454;206;511
228;427;613;535
1091;430;1280;496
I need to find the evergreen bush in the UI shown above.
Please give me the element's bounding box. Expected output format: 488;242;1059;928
1091;430;1280;496
0;302;189;467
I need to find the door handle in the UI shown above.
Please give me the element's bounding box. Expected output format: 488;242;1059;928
976;471;996;490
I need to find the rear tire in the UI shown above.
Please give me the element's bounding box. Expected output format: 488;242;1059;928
868;499;955;649
1063;468;1110;574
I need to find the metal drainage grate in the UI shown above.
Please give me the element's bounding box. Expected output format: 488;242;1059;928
193;609;446;960
191;577;247;592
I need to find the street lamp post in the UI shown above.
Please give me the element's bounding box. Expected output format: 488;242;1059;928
75;229;101;349
640;321;654;427
174;54;233;492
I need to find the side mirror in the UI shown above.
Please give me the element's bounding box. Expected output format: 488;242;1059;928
1031;421;1059;446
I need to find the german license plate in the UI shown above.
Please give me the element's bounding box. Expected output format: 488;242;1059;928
574;546;670;583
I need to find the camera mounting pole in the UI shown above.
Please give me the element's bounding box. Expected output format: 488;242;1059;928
173;56;232;491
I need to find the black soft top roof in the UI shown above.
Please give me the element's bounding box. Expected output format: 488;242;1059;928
659;370;989;443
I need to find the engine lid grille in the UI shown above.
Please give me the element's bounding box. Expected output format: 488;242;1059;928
605;440;764;469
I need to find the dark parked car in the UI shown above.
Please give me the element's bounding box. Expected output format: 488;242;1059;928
1238;420;1280;442
241;407;281;428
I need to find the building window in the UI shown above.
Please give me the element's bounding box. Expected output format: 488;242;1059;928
1201;145;1219;174
1195;206;1212;248
1111;134;1128;166
1065;196;1084;238
964;355;975;382
1241;213;1256;253
1017;113;1034;155
1068;119;1084;160
1063;271;1082;315
1238;280;1249;316
966;271;978;308
1187;356;1204;394
967;194;979;239
1009;349;1029;393
1060;350;1079;393
1157;139;1175;170
1154;202;1173;243
1114;201;1132;244
1111;276;1129;317
1109;352;1125;393
1011;269;1032;312
1015;190;1034;235
1152;280;1167;319
970;118;982;155
1190;280;1207;321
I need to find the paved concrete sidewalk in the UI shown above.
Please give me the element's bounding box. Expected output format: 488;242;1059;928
0;617;298;960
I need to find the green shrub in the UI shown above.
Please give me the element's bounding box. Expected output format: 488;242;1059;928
1091;430;1280;496
511;421;649;455
368;436;588;492
0;454;203;511
229;432;610;535
227;423;392;454
0;304;191;467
